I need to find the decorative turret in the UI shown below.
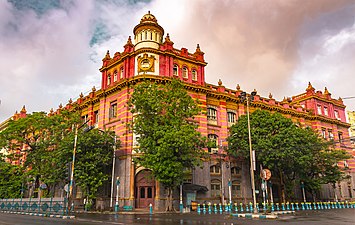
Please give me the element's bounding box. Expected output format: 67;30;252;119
133;11;164;50
306;82;315;94
194;44;205;61
124;36;134;53
102;50;111;67
20;105;27;118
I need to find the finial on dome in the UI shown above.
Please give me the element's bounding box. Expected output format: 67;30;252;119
218;79;222;86
68;98;73;104
92;86;96;92
50;108;54;113
59;103;63;109
80;92;84;98
324;87;330;95
236;84;240;90
269;93;273;99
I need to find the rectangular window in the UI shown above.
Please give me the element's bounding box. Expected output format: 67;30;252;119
93;110;99;125
192;70;197;81
317;105;322;114
321;129;326;139
328;129;334;140
324;106;328;116
109;102;117;119
82;114;88;123
338;132;343;143
113;71;117;82
173;65;178;76
335;110;340;120
227;111;236;124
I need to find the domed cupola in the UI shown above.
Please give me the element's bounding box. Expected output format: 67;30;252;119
133;11;164;50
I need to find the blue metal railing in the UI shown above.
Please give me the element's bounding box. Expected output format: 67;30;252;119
0;197;68;215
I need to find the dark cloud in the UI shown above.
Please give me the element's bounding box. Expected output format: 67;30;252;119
1;0;355;122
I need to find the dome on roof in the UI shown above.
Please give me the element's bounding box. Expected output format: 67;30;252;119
140;11;157;23
133;11;164;50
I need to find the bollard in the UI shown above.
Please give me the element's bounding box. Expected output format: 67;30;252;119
214;203;217;213
250;202;254;213
234;203;238;213
208;203;212;214
295;202;300;211
271;203;275;212
240;203;244;212
291;203;295;211
281;203;285;211
286;202;290;210
149;203;153;214
276;203;280;211
219;203;222;214
202;204;206;214
301;202;305;210
197;204;201;214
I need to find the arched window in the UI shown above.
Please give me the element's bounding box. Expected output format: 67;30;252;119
192;69;197;81
232;181;241;197
107;74;111;86
182;67;188;79
173;64;178;76
227;111;236;126
207;107;217;121
113;71;118;82
120;67;124;79
145;31;147;40
210;179;221;197
210;165;220;174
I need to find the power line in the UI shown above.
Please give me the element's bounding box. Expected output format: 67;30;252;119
343;96;355;100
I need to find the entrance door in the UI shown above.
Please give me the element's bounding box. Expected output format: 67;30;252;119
135;170;155;208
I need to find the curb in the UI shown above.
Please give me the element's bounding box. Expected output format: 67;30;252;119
272;210;295;215
1;211;75;219
231;213;278;219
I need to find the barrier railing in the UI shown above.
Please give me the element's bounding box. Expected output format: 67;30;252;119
0;197;68;216
195;201;355;214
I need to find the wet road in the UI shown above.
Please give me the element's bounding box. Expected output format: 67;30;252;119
0;209;354;225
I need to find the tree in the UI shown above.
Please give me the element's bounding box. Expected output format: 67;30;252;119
227;109;350;202
59;128;118;205
0;155;24;198
0;110;80;196
129;79;207;211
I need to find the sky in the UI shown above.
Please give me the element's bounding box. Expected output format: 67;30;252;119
1;0;355;122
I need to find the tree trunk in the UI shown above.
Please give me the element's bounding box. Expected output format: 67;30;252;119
165;187;174;211
279;170;286;203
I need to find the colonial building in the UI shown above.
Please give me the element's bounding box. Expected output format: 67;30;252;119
2;12;354;210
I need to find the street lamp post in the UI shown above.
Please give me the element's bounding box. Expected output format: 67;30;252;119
110;136;117;209
240;91;258;214
301;181;306;203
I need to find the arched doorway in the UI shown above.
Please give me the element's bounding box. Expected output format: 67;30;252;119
135;170;155;208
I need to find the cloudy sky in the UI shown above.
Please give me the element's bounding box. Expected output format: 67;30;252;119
1;0;355;122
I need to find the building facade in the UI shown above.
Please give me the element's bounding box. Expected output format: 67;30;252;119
2;12;354;209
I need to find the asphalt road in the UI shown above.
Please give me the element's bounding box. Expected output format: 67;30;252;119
0;209;354;225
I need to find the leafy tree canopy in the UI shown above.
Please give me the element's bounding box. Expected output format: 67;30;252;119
129;79;207;210
227;109;350;201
